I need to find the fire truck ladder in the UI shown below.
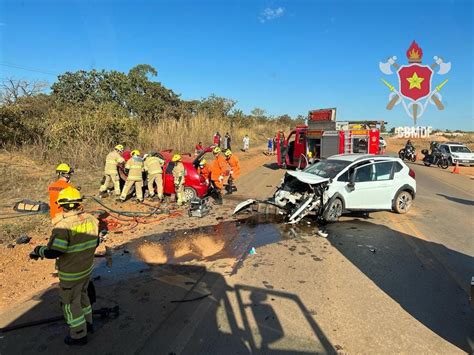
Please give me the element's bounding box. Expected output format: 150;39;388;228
344;130;352;154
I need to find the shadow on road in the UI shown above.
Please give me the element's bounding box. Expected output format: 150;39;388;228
1;256;334;354
437;193;474;206
263;163;281;171
326;219;474;353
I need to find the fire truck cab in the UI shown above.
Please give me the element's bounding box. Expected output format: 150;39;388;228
276;108;384;169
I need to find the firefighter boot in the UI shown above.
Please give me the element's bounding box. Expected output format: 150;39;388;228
64;335;88;346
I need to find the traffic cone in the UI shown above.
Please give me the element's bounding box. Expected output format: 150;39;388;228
452;162;460;174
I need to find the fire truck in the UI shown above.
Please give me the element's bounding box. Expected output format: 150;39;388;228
276;108;384;169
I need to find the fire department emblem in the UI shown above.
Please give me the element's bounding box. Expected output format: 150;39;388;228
379;41;451;124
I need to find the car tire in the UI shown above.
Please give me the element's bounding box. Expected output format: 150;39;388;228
324;198;343;222
394;190;413;214
183;187;197;202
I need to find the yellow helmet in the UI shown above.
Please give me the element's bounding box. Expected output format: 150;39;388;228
307;151;313;158
172;154;182;162
57;186;82;207
224;149;232;157
131;149;140;156
199;159;207;166
56;163;73;175
114;144;124;152
213;147;221;154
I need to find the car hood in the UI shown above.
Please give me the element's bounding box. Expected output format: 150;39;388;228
287;171;330;185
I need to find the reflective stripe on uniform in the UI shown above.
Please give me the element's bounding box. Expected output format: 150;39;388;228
70;221;96;236
82;305;92;316
39;246;47;258
58;264;94;282
52;238;69;250
66;239;98;253
64;304;86;327
149;170;162;175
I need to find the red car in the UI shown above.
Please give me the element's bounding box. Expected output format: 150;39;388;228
119;147;214;200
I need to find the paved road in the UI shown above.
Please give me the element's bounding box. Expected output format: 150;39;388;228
1;158;473;354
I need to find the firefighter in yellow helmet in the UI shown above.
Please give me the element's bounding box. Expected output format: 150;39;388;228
99;144;125;197
48;163;75;220
171;154;185;206
210;147;227;204
120;150;144;202
143;152;165;200
30;187;100;346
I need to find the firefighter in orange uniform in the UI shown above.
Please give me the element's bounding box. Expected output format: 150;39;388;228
210;147;227;204
48;164;74;221
197;159;211;184
224;149;240;180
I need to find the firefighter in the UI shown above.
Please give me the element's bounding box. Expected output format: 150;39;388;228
171;154;185;206
224;149;240;180
144;153;165;200
120;150;144;203
197;159;211;184
210;147;227;204
48;163;74;220
30;187;100;346
99;144;125;198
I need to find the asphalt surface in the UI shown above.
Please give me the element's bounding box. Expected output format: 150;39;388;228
0;158;473;354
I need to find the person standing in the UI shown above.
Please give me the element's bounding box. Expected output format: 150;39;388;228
224;149;240;182
99;145;125;198
172;154;185;206
224;132;232;150
30;187;100;346
267;137;273;155
120;150;144;203
210;147;227;204
213;132;221;148
243;134;250;152
48;164;74;221
143;153;165;201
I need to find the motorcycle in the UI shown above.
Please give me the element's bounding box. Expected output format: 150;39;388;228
421;149;449;169
398;146;417;162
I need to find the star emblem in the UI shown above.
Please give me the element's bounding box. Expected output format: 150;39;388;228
406;72;424;90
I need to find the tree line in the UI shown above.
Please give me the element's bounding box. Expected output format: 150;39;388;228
0;64;304;148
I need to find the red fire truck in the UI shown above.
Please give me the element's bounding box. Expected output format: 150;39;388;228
276;108;384;169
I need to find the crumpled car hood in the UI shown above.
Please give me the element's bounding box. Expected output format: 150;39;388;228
286;171;330;185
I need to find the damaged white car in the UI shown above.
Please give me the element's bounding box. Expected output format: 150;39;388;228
234;154;416;223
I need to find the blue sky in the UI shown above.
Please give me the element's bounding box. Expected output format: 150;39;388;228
0;0;472;130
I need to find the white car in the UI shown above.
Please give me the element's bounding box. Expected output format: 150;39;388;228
273;154;416;223
439;142;474;166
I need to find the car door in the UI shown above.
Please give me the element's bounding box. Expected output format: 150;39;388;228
344;161;395;210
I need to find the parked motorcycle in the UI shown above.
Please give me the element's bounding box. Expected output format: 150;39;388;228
398;146;417;162
421;149;449;169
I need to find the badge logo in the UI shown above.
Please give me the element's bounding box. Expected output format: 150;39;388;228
379;41;451;124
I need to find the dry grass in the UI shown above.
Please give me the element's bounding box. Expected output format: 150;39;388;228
138;114;284;154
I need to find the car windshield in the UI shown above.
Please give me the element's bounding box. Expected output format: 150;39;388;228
304;159;351;179
450;145;471;153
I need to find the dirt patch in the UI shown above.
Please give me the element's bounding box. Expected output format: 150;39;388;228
0;144;277;311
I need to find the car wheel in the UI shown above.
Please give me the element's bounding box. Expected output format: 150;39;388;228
324;198;343;222
394;190;412;214
183;187;197;202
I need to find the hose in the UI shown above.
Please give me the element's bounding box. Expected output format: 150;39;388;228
86;196;165;218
